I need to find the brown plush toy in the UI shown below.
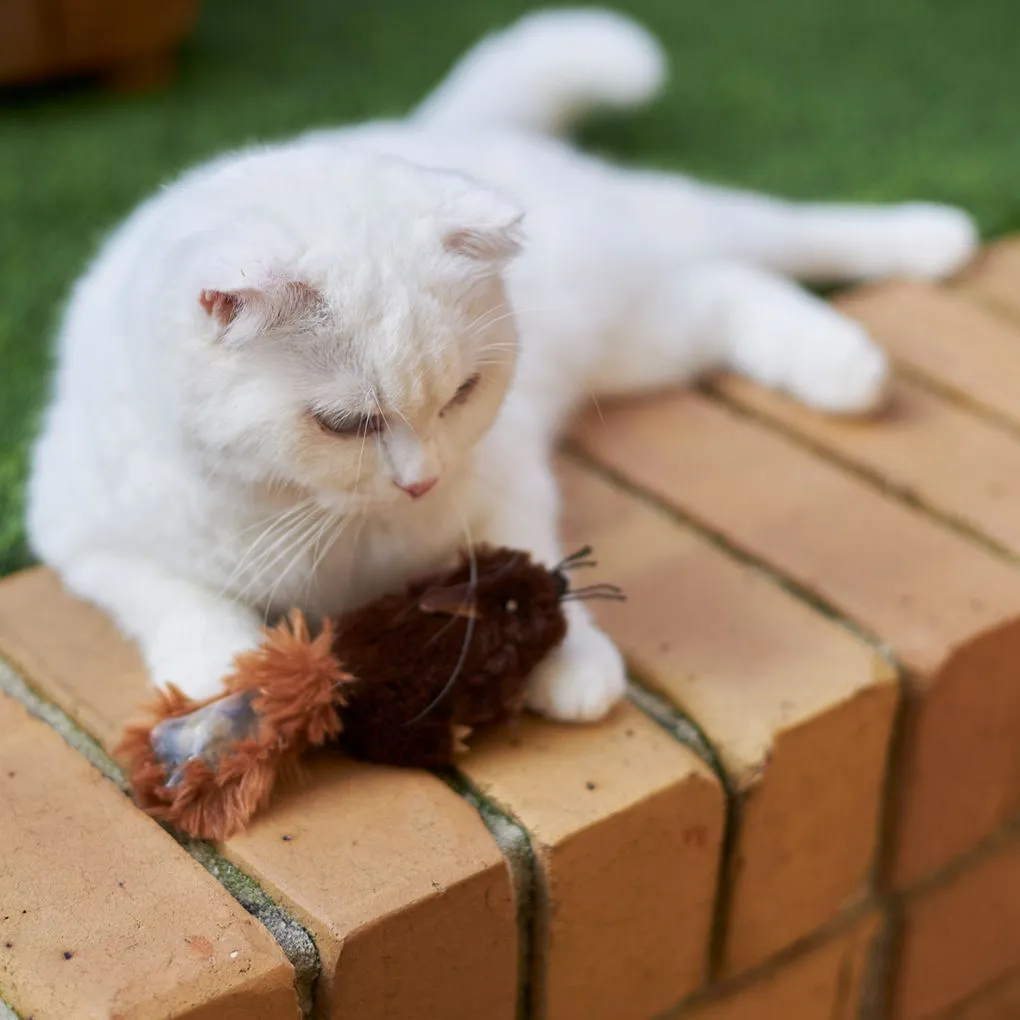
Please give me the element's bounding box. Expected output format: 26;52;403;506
117;545;622;840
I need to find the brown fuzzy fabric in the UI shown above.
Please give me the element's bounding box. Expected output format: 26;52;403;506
334;546;567;766
116;612;350;840
118;545;573;839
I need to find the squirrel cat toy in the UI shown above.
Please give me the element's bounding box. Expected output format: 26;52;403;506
117;545;623;840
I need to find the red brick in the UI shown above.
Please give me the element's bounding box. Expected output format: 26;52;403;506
678;909;884;1020
0;569;518;1020
555;460;896;978
718;373;1020;557
949;970;1020;1020
461;701;725;1020
838;280;1020;424
0;691;298;1020
893;834;1020;1020
955;235;1020;323
572;391;1020;890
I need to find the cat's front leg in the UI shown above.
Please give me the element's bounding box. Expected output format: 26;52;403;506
58;552;265;700
473;447;627;722
526;604;628;721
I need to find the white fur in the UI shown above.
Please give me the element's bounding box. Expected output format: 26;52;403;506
27;8;978;721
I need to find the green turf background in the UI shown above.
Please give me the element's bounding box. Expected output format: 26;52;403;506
2;0;1018;576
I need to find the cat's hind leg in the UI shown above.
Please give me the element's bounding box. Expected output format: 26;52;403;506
587;260;888;415
625;172;978;285
701;188;978;284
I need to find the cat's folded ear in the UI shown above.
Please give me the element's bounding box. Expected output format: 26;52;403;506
198;279;320;346
441;185;525;268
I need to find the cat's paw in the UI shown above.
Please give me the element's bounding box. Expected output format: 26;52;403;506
874;204;978;281
526;624;627;722
740;295;890;416
785;317;890;416
149;615;263;701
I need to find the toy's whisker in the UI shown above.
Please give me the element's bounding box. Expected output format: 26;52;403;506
566;581;622;595
560;580;626;604
404;515;479;726
555;545;595;573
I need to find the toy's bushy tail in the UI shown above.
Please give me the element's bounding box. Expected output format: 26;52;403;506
414;8;666;136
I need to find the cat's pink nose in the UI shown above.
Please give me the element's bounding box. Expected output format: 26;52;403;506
396;477;438;499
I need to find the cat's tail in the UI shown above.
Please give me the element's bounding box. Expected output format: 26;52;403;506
414;8;666;136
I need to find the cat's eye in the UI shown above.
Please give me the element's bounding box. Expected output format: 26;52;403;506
442;373;481;415
313;410;384;438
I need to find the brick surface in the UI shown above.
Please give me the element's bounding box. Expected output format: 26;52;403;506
837;281;1020;425
955;236;1020;322
0;691;299;1020
718;373;1020;557
893;834;1020;1020
949;970;1020;1020
0;569;518;1020
677;909;884;1020
572;392;1020;891
460;701;725;1020
556;460;896;978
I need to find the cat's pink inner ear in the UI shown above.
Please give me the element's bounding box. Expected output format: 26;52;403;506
199;281;319;334
199;289;245;327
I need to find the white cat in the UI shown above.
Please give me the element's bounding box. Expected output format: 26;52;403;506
27;9;977;721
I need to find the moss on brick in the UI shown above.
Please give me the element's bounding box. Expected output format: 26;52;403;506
0;997;24;1020
440;769;537;1020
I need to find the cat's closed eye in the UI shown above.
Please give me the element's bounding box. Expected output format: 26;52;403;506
442;373;481;415
313;410;384;438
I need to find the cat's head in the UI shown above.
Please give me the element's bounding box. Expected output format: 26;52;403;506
168;146;523;513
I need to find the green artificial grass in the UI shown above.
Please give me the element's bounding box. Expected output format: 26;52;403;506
2;0;1019;575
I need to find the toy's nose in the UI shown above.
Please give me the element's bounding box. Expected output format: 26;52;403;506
396;477;438;499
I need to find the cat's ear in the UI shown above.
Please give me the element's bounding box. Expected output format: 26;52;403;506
442;188;525;267
199;288;254;328
199;279;319;344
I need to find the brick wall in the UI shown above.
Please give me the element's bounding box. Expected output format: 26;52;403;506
3;239;1020;1018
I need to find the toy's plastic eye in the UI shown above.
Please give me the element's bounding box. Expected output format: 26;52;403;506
505;598;518;613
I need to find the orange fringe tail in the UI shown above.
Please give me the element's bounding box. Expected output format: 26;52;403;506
116;611;352;841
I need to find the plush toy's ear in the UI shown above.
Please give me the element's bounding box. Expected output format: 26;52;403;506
199;279;320;344
442;187;524;266
419;583;482;620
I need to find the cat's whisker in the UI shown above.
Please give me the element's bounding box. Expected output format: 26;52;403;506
463;303;562;343
388;403;418;439
299;511;340;609
353;412;371;494
230;503;322;588
461;300;514;338
257;508;337;620
404;513;479;726
214;498;319;598
232;505;326;607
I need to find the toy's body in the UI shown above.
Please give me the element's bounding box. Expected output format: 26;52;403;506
118;545;620;840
